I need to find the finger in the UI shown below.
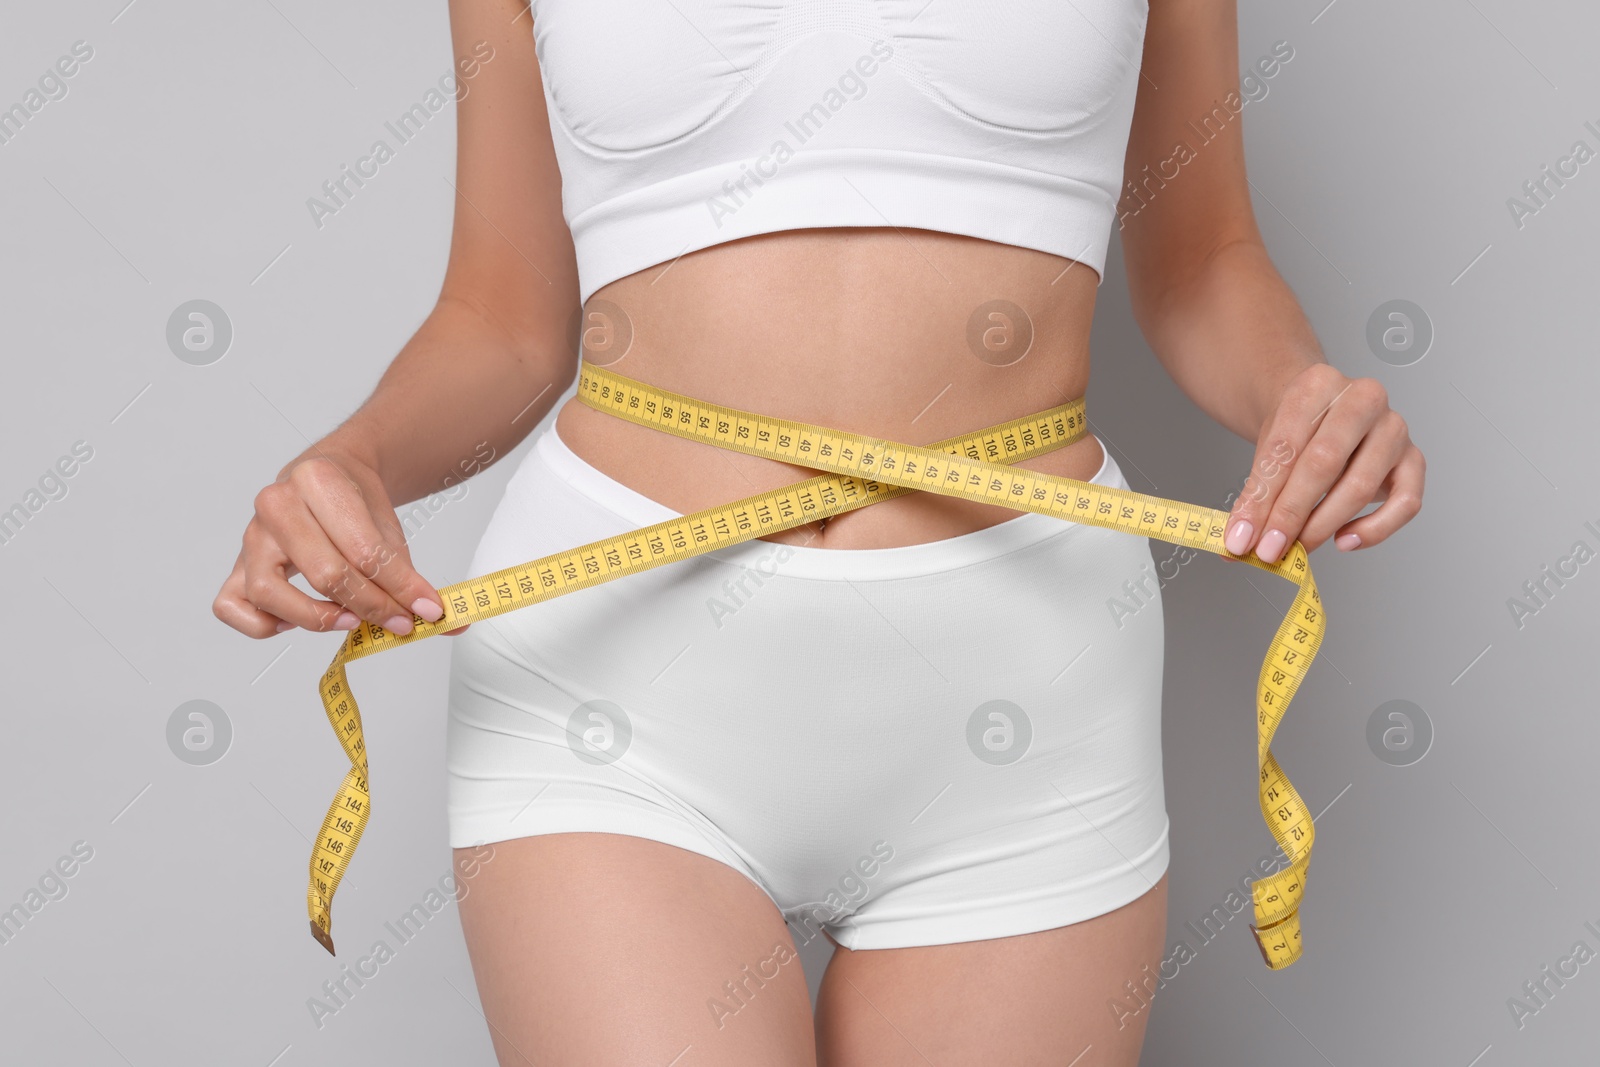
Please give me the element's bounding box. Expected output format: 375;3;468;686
291;460;446;630
241;526;359;634
1224;365;1349;558
1296;411;1409;552
1253;380;1389;563
254;480;412;629
213;553;290;640
1331;442;1425;550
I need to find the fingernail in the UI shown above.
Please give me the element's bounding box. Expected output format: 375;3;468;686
275;620;294;634
1336;533;1362;551
1256;529;1287;564
412;597;444;623
334;611;360;630
385;614;414;636
1225;519;1254;555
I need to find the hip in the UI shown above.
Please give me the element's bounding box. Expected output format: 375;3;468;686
460;421;1165;685
451;420;1167;836
452;419;1165;796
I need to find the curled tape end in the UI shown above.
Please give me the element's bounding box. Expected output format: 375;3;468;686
311;920;336;957
1249;924;1272;967
1249;922;1300;971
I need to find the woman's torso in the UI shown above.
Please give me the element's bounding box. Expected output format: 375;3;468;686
537;0;1148;548
553;226;1105;550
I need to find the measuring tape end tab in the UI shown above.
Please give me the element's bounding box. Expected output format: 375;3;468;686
1249;924;1270;966
311;920;336;956
1249;924;1288;970
1249;920;1302;971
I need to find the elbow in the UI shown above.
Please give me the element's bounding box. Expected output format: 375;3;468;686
1127;230;1265;337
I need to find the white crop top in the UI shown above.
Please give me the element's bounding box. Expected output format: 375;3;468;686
529;0;1150;304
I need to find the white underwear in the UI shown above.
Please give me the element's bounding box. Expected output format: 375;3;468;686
445;423;1169;950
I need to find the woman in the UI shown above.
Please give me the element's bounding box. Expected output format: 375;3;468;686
214;0;1424;1062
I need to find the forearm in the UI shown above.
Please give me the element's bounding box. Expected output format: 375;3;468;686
1134;238;1325;442
279;296;575;504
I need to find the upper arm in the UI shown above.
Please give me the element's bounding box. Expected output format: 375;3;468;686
1117;0;1265;321
438;0;579;346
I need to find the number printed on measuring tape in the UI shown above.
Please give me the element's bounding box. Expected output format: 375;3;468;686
303;362;1323;971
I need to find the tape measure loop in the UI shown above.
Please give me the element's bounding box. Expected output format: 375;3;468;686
303;361;1323;970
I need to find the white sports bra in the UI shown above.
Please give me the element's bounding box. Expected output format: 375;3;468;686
529;0;1150;304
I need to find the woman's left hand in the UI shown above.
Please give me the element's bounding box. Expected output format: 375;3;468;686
1223;363;1425;564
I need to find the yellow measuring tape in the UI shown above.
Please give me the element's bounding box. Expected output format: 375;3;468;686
307;361;1322;970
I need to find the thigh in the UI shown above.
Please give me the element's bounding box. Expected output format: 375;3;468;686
814;872;1168;1067
456;832;818;1067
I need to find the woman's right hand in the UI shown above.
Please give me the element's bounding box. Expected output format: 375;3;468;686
212;449;452;640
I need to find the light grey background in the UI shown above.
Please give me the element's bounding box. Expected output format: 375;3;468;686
2;2;1595;1064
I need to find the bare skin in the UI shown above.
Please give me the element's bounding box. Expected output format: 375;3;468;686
454;834;1167;1066
553;225;1109;553
214;0;1424;1063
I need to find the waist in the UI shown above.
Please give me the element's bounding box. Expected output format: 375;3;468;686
554;230;1103;550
